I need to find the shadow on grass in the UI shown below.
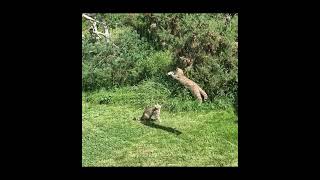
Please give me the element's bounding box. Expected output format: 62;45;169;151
142;122;182;135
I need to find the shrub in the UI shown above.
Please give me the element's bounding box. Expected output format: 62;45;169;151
82;26;153;91
129;13;238;102
136;50;173;78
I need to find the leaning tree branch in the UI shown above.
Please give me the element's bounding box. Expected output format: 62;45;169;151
82;14;96;22
82;14;110;42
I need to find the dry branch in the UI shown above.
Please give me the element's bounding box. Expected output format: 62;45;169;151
82;13;110;42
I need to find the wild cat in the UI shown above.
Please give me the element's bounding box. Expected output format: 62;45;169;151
134;104;161;123
168;67;208;102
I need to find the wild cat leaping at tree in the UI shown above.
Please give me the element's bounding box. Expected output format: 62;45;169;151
167;68;208;103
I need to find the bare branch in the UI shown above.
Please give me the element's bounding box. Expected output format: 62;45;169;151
82;14;95;22
82;13;110;42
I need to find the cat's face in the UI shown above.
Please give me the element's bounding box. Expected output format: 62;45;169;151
167;68;184;76
154;104;161;110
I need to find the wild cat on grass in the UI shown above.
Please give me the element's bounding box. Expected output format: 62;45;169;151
134;104;161;123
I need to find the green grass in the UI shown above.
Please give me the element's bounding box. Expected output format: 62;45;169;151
82;87;238;167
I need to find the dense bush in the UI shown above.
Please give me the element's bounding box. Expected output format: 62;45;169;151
82;26;153;90
131;13;238;102
82;13;238;104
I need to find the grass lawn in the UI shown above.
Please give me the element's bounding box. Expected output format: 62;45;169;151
82;93;238;167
